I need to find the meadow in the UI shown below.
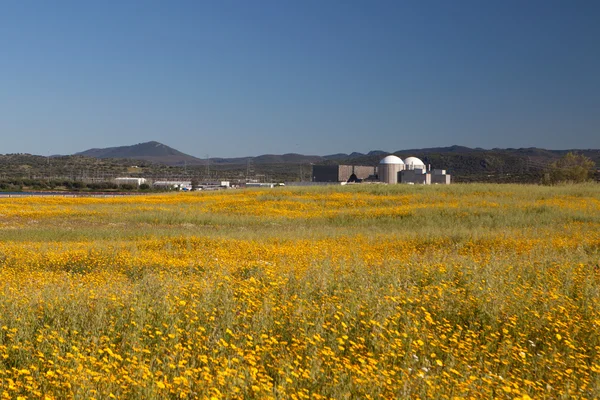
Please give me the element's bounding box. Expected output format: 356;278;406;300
0;184;599;399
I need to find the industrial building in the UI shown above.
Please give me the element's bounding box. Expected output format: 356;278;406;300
312;165;377;183
378;155;405;184
152;181;231;190
153;181;192;190
312;155;451;185
379;155;451;184
114;177;147;187
246;182;277;188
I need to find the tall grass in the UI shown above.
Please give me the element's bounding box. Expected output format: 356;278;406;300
0;184;599;398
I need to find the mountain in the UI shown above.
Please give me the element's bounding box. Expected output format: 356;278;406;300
2;143;597;185
76;142;327;166
71;142;599;183
321;153;348;161
211;153;324;165
76;141;205;166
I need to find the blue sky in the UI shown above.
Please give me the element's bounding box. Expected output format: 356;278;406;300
1;0;599;157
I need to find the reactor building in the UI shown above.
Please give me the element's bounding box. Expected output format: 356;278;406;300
378;155;451;184
312;155;451;184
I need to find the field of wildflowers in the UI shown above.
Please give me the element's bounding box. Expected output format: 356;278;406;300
0;184;599;399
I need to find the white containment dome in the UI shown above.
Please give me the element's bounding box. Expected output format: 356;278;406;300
404;157;426;171
379;155;404;165
378;155;405;184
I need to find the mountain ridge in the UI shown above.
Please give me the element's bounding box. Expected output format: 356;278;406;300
75;141;205;166
1;142;597;185
72;141;600;168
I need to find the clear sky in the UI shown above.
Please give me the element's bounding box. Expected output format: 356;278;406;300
1;0;599;157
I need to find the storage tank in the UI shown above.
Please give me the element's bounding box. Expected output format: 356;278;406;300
378;155;404;184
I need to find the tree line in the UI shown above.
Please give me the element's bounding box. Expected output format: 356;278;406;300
0;179;155;192
542;152;598;184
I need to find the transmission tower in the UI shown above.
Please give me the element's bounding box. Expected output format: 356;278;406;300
205;154;210;179
246;158;255;182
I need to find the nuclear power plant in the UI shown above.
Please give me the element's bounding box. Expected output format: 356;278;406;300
312;155;451;184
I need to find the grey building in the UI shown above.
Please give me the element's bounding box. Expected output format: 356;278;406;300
400;169;429;184
431;169;451;184
378;155;405;184
312;165;377;183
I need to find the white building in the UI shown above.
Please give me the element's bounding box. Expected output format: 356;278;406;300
153;181;192;190
114;177;147;187
246;182;276;188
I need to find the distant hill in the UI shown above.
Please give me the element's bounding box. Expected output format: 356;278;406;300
76;141;205;166
76;142;328;166
211;153;324;165
68;141;599;183
1;143;598;185
327;145;600;165
322;150;386;161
